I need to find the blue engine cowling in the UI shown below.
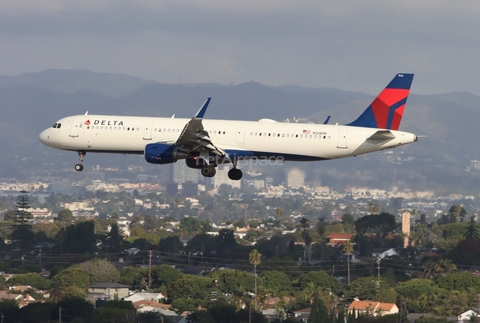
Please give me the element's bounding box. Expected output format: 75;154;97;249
144;143;189;165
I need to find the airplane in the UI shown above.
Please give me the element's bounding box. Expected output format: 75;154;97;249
39;73;417;181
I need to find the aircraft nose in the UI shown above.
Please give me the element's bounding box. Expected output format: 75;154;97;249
39;129;53;146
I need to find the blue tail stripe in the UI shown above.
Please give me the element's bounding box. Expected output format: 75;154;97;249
386;97;407;129
386;74;414;89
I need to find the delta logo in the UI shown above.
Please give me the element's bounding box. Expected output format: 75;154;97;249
84;120;91;126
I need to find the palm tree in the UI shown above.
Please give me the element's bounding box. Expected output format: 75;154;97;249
249;249;262;311
344;240;353;284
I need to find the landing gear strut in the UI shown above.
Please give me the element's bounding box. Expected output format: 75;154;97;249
75;151;86;171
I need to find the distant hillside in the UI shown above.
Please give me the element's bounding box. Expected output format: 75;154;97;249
0;69;157;97
1;69;479;192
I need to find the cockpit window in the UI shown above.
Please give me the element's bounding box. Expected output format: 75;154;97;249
52;123;57;128
52;123;62;129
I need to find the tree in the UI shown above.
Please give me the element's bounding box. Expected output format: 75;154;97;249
187;310;215;323
6;273;51;290
308;296;329;323
298;271;341;294
51;267;95;301
106;223;124;253
344;240;353;285
249;249;262;311
11;190;35;249
159;236;183;253
54;296;95;323
75;258;120;283
19;302;53;323
57;208;74;223
464;215;480;240
454;238;480;266
355;213;396;248
180;217;202;236
448;204;467;222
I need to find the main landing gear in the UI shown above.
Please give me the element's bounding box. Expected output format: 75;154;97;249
201;166;216;178
228;167;242;180
75;151;86;171
199;165;243;180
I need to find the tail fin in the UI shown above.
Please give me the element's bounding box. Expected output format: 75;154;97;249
347;73;414;130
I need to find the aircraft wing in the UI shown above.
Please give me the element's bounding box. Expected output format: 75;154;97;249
175;98;228;157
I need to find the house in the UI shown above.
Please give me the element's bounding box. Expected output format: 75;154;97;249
327;233;353;245
371;247;397;260
293;307;311;322
348;300;398;317
87;282;130;301
124;292;165;304
458;309;480;323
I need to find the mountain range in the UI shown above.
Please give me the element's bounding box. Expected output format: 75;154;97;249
1;69;479;193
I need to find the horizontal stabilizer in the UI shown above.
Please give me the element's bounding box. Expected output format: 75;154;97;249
367;130;395;141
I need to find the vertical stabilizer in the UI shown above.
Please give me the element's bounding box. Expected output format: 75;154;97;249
347;73;414;130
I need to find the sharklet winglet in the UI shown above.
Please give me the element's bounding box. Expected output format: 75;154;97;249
194;97;211;119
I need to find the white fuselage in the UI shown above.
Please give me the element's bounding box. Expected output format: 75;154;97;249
39;115;417;161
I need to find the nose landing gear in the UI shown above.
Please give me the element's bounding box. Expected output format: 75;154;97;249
75;151;86;171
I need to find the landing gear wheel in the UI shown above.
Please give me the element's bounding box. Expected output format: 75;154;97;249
75;151;86;172
201;166;217;178
228;168;243;180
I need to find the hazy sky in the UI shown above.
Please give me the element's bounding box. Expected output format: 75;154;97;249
1;0;480;95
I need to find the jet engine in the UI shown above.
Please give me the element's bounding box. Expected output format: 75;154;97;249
144;143;189;164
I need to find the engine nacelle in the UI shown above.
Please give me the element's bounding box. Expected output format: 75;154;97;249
144;143;189;165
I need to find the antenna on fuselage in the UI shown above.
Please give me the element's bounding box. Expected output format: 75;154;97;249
171;114;175;118
85;111;89;115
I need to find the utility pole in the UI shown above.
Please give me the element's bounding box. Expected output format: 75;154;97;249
59;307;62;323
148;250;152;292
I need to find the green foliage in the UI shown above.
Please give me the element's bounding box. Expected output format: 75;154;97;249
396;279;440;313
209;269;253;295
260;257;302;279
259;270;292;294
74;258;120;283
454;238;480;265
57;208;74;223
159;236;183;253
167;276;213;301
187;310;215;323
92;306;135;323
309;296;329;323
414;316;451;323
208;304;237;323
6;272;52;290
0;299;20;323
172;297;198;313
236;307;268;323
151;265;184;290
119;267;147;290
184;233;216;255
60;221;96;254
436;271;480;293
298;271;340;294
51;266;95;300
355;213;396;247
180;217;202;235
137;311;166;323
343;277;395;303
20;302;54;323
